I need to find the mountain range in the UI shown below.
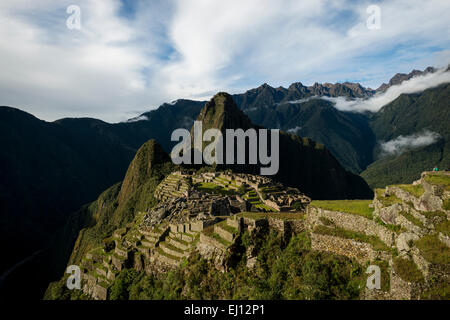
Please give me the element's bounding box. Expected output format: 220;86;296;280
0;66;449;299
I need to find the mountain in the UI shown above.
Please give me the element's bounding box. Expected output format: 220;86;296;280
232;81;375;112
1;66;448;299
192;92;373;200
376;67;436;92
238;97;375;173
0;102;202;298
361;82;450;188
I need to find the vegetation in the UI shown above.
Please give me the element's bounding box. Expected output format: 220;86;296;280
394;184;425;198
415;235;450;265
105;231;366;300
393;257;424;283
196;182;237;196
424;174;450;191
436;220;450;237
310;200;374;219
443;199;450;211
419;210;447;219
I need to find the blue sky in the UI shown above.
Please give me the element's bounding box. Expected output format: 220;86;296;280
0;0;449;122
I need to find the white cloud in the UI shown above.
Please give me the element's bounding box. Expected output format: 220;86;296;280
0;0;449;122
322;67;450;112
380;130;441;156
277;96;321;105
287;126;302;133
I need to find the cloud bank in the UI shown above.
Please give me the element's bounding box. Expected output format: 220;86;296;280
380;130;441;156
323;67;450;112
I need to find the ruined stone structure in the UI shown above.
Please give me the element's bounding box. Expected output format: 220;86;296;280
79;170;449;300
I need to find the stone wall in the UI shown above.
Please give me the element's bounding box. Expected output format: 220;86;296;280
307;207;395;246
310;233;389;265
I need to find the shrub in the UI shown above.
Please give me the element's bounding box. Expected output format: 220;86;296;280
393;257;424;283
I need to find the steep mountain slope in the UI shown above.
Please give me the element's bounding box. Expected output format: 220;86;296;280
0;101;202;265
191;92;373;200
0;101;202;299
240;98;375;173
362;83;450;188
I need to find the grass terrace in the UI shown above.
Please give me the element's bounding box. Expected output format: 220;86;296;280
424;173;450;191
196;182;237;195
314;225;392;252
202;225;232;247
309;200;374;219
156;246;181;261
393;184;425;198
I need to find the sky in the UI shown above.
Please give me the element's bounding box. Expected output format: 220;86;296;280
0;0;449;122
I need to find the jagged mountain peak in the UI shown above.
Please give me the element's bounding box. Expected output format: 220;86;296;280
376;66;436;92
196;92;253;131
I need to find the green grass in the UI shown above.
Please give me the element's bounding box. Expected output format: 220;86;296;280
314;225;391;252
162;242;184;254
196;182;236;195
421;283;450;300
393;257;424;283
435;220;450;237
420;210;447;219
415;235;450;265
375;189;402;206
309;200;374;219
394;184;425;198
203;226;232;247
443;199;450;211
399;211;424;228
156;246;181;261
170;236;190;246
217;221;238;235
254;203;277;212
424;174;450;191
